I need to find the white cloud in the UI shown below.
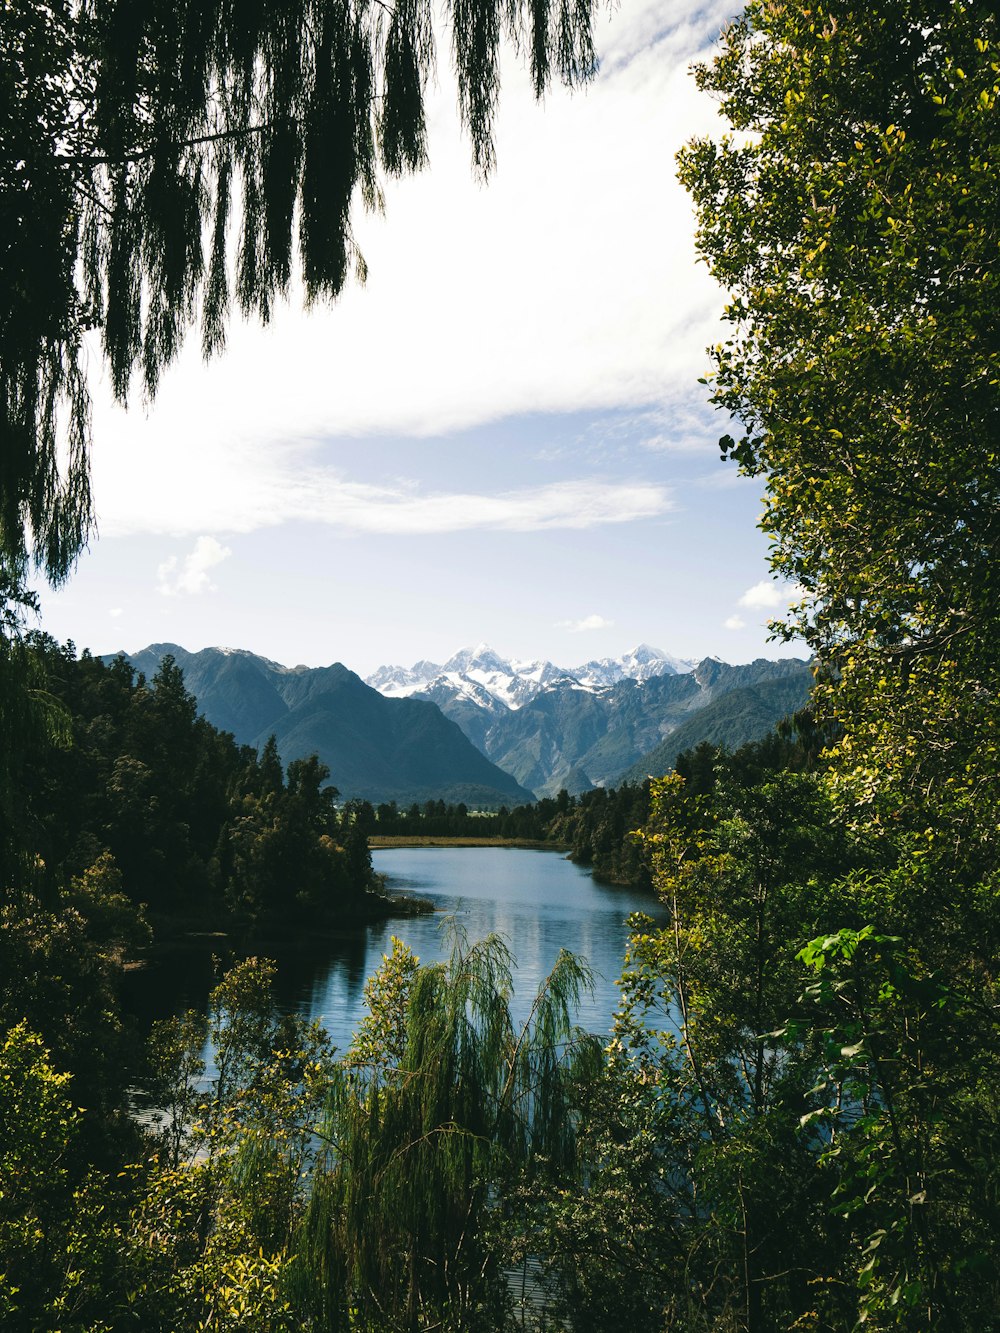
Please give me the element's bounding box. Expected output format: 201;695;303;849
109;607;123;618
558;614;615;632
637;398;731;456
723;614;745;630
288;477;672;536
158;536;232;596
738;579;802;610
84;0;733;540
93;428;673;536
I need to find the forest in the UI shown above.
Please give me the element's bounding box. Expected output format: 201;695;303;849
368;716;825;888
4;636;385;935
3;0;999;1329
361;784;656;883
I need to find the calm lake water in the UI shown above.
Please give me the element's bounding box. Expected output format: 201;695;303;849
123;847;667;1053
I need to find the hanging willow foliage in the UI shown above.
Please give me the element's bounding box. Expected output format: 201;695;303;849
294;932;601;1331
0;0;599;582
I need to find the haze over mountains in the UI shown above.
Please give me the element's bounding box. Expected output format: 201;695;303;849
114;643;814;804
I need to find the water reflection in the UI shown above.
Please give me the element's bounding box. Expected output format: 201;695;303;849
121;848;667;1051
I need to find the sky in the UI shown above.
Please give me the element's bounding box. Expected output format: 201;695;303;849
35;0;805;677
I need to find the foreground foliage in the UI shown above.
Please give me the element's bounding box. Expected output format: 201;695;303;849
663;1;1000;1325
1;940;600;1332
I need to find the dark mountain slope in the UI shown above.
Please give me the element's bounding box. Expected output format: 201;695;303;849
255;664;533;806
621;675;814;783
455;658;814;797
124;643;289;744
110;646;532;807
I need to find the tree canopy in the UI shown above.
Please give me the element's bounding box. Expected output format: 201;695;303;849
679;1;999;667
677;3;1000;827
1;0;599;582
670;6;1000;1323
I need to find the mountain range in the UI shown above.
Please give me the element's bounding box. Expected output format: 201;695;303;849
117;645;533;808
112;643;814;804
365;645;814;797
368;642;693;710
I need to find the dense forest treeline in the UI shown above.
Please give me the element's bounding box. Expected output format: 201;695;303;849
364;785;657;885
5;635;385;938
369;712;828;890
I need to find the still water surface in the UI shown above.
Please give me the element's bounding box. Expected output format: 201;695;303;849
125;847;666;1051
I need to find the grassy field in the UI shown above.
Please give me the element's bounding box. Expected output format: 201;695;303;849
369;836;569;851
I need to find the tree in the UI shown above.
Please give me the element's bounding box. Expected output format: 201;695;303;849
0;855;149;1131
118;957;339;1332
787;925;1000;1327
0;1022;79;1328
677;9;1000;1324
258;735;284;797
676;1;1000;859
622;769;862;1332
2;0;599;585
297;930;601;1331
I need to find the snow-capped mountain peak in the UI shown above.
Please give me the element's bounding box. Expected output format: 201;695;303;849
365;644;693;710
442;643;510;677
573;644;693;689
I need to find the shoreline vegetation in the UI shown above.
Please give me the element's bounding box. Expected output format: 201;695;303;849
129;888;438;965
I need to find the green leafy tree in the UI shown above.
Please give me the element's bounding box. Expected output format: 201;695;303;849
118;958;338;1332
783;926;1000;1328
0;855;149;1132
0;1017;143;1333
297;930;601;1331
627;771;863;1330
145;1009;207;1172
0;1022;78;1327
676;0;1000;870
677;13;1000;1323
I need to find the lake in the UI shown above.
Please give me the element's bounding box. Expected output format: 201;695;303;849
123;846;667;1053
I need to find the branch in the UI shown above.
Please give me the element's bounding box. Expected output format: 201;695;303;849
59;120;285;168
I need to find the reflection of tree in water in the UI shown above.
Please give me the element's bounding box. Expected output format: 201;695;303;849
120;944;221;1032
272;934;375;1048
121;930;378;1052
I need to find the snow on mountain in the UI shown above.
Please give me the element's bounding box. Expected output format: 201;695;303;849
441;642;510;676
364;644;693;711
573;644;693;688
366;659;443;695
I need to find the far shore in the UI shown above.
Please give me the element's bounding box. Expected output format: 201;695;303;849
369;836;571;852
